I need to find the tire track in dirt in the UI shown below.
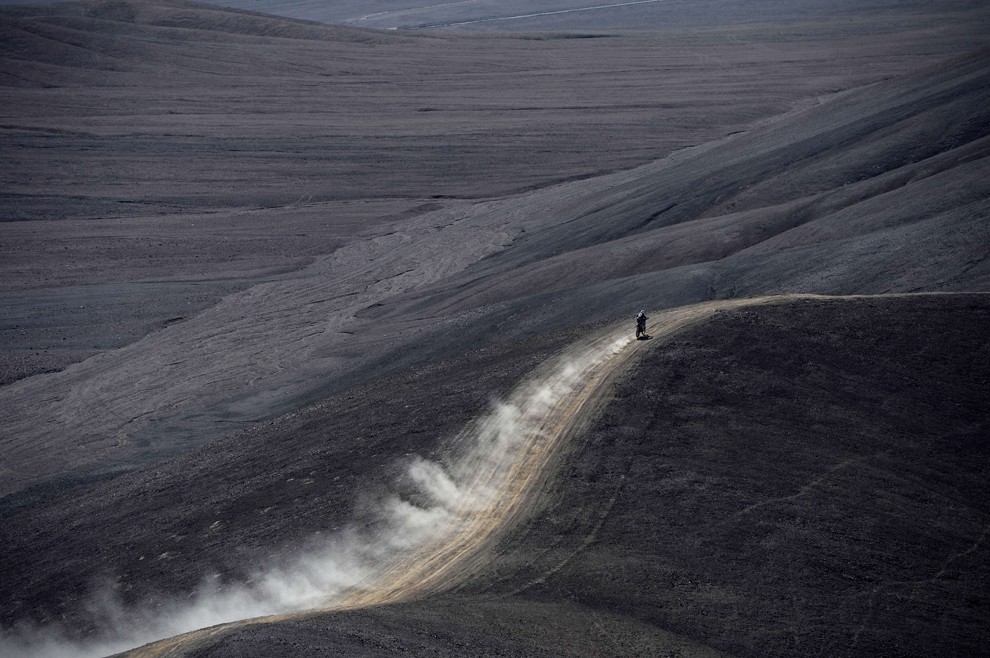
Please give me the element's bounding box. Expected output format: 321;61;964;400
121;293;940;657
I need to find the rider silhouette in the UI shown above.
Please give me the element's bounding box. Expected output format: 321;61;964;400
636;310;648;339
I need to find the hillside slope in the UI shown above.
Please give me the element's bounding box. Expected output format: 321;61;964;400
9;0;983;400
1;4;989;654
3;38;987;499
3;294;986;656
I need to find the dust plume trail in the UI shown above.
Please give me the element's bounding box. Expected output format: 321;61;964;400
4;297;795;657
123;318;650;657
0;319;638;658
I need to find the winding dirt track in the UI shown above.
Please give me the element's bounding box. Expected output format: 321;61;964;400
123;293;912;657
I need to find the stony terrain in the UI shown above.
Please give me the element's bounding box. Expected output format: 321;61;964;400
0;1;988;656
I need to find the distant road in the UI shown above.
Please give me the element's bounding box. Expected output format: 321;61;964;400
402;0;665;29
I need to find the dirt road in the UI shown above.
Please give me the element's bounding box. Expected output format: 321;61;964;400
120;293;890;657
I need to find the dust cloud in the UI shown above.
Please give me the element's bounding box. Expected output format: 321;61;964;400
0;328;635;658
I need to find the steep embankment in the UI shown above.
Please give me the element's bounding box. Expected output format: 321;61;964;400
130;293;989;657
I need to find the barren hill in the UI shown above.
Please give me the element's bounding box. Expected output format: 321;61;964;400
2;4;987;496
1;1;989;656
9;0;984;393
2;295;988;656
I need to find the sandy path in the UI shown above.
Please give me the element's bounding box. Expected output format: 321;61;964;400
120;293;853;657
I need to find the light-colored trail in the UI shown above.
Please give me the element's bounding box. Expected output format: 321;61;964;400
120;293;922;657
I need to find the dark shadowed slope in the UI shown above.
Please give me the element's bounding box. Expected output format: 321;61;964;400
2;294;986;657
483;295;990;657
